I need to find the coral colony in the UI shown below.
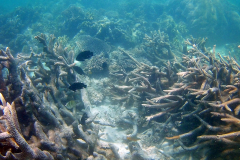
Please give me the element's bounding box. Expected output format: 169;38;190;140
1;1;240;160
0;32;240;160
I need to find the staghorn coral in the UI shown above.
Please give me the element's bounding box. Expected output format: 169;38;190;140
107;38;240;159
156;13;188;41
109;50;137;73
0;47;22;102
143;30;175;65
2;29;240;159
0;94;54;160
0;35;117;159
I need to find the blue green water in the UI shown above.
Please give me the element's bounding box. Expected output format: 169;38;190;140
1;0;240;53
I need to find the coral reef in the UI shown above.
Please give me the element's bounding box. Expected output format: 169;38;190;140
74;35;111;55
143;30;175;64
109;50;137;73
2;1;240;159
167;0;240;44
0;7;40;51
1;30;240;160
108;38;240;159
0;36;116;159
89;16;136;48
61;5;90;38
84;53;109;77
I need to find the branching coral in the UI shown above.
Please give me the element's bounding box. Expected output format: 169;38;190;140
108;38;240;159
0;93;54;160
0;35;117;159
0;47;22;102
143;30;175;64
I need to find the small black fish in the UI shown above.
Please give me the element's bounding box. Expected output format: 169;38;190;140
76;51;93;61
69;82;87;91
80;112;89;125
102;62;108;69
73;66;85;75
